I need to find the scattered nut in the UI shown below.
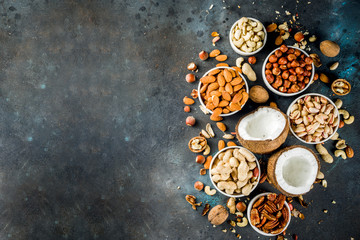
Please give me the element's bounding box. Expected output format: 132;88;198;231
332;79;352;96
330;132;339;140
185;195;202;210
227;197;236;214
330;62;339;70
203;145;211;155
215;55;228;62
200;105;210;115
335;139;347;150
322;179;328;188
204;186;216;196
216;122;227;132
184;106;191;112
236;57;245;68
190;89;198;99
218;140;226;151
266;23;277;32
196;155;206;164
194;181;204;191
212;36;221;45
202;203;210;216
186;116;196;126
320;40;340;57
249;85;269;103
236;202;247;212
334;150;347;159
187;62;197;71
199;50;209;61
319;73;330;83
200;168;207;175
269;102;278;108
316;171;324;180
334;99;343;109
309;35;317;42
208;205;228;225
310;53;322;68
188;136;207;153
242;63;256;81
316;144;333;163
186;73;196;83
236;217;248;227
223;134;235;140
204;156;212;169
339;120;344;128
200;129;211;139
183;96;195;105
209;49;221;58
248;56;257;64
294;31;304;42
345;146;354;158
206;123;215;137
338;109;350;119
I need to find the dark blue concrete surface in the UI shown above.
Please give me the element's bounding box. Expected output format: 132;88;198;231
0;0;358;239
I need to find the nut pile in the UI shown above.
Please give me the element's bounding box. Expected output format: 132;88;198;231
200;68;248;121
231;17;265;53
250;193;289;235
289;95;338;143
265;44;313;93
211;148;259;196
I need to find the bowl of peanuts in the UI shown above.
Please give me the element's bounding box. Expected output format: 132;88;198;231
262;45;315;96
197;66;249;120
229;17;267;56
287;93;339;144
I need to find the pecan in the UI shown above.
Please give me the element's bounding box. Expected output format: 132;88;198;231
264;220;279;230
281;207;289;224
267;193;277;201
250;209;260;225
271;227;285;234
202;203;210;216
262;211;277;221
264;201;277;213
276;210;282;219
276;194;286;210
185;195;202;210
256;216;267;228
257;203;265;213
253;196;265;208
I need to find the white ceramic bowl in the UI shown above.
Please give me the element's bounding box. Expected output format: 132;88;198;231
286;93;339;144
229;17;267;56
262;46;315;97
209;146;260;198
247;192;291;236
197;66;249;117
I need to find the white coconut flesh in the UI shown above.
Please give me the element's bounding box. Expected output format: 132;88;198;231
275;148;318;195
238;108;286;141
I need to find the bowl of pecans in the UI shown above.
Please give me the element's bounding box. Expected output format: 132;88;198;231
262;45;315;96
197;66;249;120
247;192;291;236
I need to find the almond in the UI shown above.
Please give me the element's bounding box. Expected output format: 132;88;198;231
215;55;228;62
206;102;216;110
212;95;220;107
222;108;230;114
209;49;221;57
224;69;233;82
208;69;221;76
208;82;219;92
218;100;229;107
228;69;236;77
200;76;216;84
233;84;244;92
218;140;226;151
225;83;233;94
217;74;226;87
200;83;208;93
222;91;231;101
232;66;242;74
319;73;330;83
229;102;242;111
216;122;227;132
230;77;243;86
266;23;277;32
210;90;222;97
216;63;229;67
239;92;249;106
345;146;354;158
210;114;223;121
232;92;243;103
183;96;195;105
211;107;222;117
275;35;283;45
227;141;237;147
204;156;212;169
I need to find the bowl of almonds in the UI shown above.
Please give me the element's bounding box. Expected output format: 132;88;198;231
197;66;249;120
287;93;339;144
248;192;291;236
209;146;260;198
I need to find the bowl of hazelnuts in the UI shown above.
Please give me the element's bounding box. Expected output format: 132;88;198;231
262;45;315;97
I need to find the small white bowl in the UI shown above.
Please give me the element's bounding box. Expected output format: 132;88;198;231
286;93;340;144
247;192;291;236
197;66;249;117
262;46;315;97
229;17;267;56
209;146;260;198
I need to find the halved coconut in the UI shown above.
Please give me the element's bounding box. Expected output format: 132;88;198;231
236;106;289;154
267;145;320;196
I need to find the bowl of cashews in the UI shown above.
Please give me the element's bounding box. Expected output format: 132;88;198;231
229;17;267;56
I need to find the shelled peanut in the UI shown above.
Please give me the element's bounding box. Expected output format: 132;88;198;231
199;67;248;120
265;44;313;93
289;95;339;143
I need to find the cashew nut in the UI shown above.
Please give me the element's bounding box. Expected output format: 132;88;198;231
246;25;253;31
238;17;248;25
234;30;241;40
237;179;247;188
212;174;221;182
253;22;263;32
338;109;350;119
243;32;252;41
240;44;252;53
217;181;237;195
252;35;261;42
236;217;248;227
203;145;210;155
334;99;343;109
236;57;245;68
344;116;354;124
249;20;257;27
334;150;347;159
204;186;217;196
256;41;263;49
246;41;256;48
335;139;347;149
233;38;245;48
227;197;236;214
257;31;265;40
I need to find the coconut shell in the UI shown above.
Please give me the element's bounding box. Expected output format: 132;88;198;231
235;106;289;154
267;145;320;197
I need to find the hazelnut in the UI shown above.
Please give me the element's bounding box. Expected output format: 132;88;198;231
199;168;207;175
272;63;279;68
294;31;304;42
339;120;344;128
313;73;319;81
186;73;196;83
272;67;281;75
294;49;301;56
265;69;272;75
274;49;283;57
187;62;197;71
195;155;205;164
280;64;287;70
295;67;304;75
236;202;247;212
186;116;196;126
248;56;257;64
269;55;278;63
199;51;209;61
265;62;272;69
266;74;275;84
305;57;313;65
184;106;191;112
287;54;296;62
194;181;204;191
278;57;288;65
279;44;288;53
290;60;300;68
287;48;295;54
289;75;297;82
297;74;304;82
282;71;289;79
